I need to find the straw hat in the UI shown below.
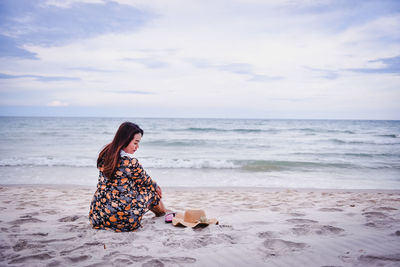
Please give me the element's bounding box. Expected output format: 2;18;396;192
172;209;218;228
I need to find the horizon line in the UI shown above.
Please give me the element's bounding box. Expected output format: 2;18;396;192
0;115;399;121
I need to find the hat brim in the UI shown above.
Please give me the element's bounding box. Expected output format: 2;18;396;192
172;213;218;228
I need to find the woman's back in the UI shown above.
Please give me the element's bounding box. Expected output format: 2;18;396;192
89;122;165;232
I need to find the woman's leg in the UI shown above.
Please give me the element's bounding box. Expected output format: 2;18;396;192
151;200;166;217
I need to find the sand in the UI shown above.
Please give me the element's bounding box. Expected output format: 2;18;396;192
1;185;400;267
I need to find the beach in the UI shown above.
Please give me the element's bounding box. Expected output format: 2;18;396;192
0;118;399;266
1;185;400;267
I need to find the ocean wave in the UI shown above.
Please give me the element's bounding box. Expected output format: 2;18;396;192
292;152;398;158
144;139;209;146
140;158;239;169
328;139;361;144
38;132;71;137
166;127;356;135
288;128;355;134
1;157;395;171
0;157;95;167
328;139;400;145
133;158;357;171
181;127;263;133
377;134;397;138
234;160;355;171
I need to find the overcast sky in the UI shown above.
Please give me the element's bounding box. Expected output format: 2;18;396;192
0;0;399;119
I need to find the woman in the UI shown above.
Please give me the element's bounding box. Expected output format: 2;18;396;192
89;122;166;232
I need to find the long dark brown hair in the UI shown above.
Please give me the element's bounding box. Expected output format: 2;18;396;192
97;122;144;178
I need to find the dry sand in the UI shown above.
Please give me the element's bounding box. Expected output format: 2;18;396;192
1;185;400;267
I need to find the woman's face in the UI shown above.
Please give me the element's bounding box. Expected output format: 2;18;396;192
123;133;142;154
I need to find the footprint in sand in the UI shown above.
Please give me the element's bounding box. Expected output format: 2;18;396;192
8;253;53;264
66;255;91;263
362;212;388;219
58;215;81;222
315;225;345;235
318;208;344;212
39;237;76;244
46;260;61;267
106;253;151;263
365;222;378;227
60;242;103;256
263;239;308;256
10;217;44;225
42;209;58;215
291;226;311;235
30;232;49;236
358;254;400;265
112;258;134;265
297;202;315;208
375;206;398;211
142;259;164;267
159;257;197;265
257;231;276;238
287;212;306;217
286;218;318;224
25;212;40;216
12;239;46;252
164;233;238;249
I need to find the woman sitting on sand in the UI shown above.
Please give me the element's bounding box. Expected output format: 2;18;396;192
89;122;166;232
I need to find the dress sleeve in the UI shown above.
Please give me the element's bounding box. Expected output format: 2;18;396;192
131;158;158;189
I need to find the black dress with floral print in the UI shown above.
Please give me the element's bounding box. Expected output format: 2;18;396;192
89;156;160;232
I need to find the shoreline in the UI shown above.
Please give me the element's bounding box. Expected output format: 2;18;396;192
1;184;400;266
1;164;399;190
3;183;400;192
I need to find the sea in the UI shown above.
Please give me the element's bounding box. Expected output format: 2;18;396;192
0;117;399;189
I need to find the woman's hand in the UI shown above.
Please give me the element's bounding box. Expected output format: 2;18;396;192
156;186;162;198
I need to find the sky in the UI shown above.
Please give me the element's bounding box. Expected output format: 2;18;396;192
0;0;399;119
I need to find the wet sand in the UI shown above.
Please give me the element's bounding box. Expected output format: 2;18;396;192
1;185;400;266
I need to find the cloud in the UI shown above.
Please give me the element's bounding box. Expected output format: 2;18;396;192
0;0;153;58
304;67;340;80
47;100;69;107
346;55;400;74
45;0;106;8
67;67;117;73
247;74;284;82
0;0;399;119
122;57;169;68
190;60;283;82
104;90;154;95
0;73;80;82
0;35;38;59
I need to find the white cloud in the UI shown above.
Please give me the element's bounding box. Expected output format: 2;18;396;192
47;100;69;107
44;0;106;8
1;0;399;118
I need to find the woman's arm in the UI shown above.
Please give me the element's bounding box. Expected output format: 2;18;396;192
131;158;158;190
156;186;162;198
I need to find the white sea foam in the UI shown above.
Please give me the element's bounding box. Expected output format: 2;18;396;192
139;158;240;169
0;157;95;167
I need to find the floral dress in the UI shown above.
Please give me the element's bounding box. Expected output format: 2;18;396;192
89;153;160;232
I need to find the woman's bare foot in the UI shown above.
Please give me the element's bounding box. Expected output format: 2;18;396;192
151;200;166;217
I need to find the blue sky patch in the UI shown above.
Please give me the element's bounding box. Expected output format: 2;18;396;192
0;0;153;58
0;72;80;81
348;55;400;74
